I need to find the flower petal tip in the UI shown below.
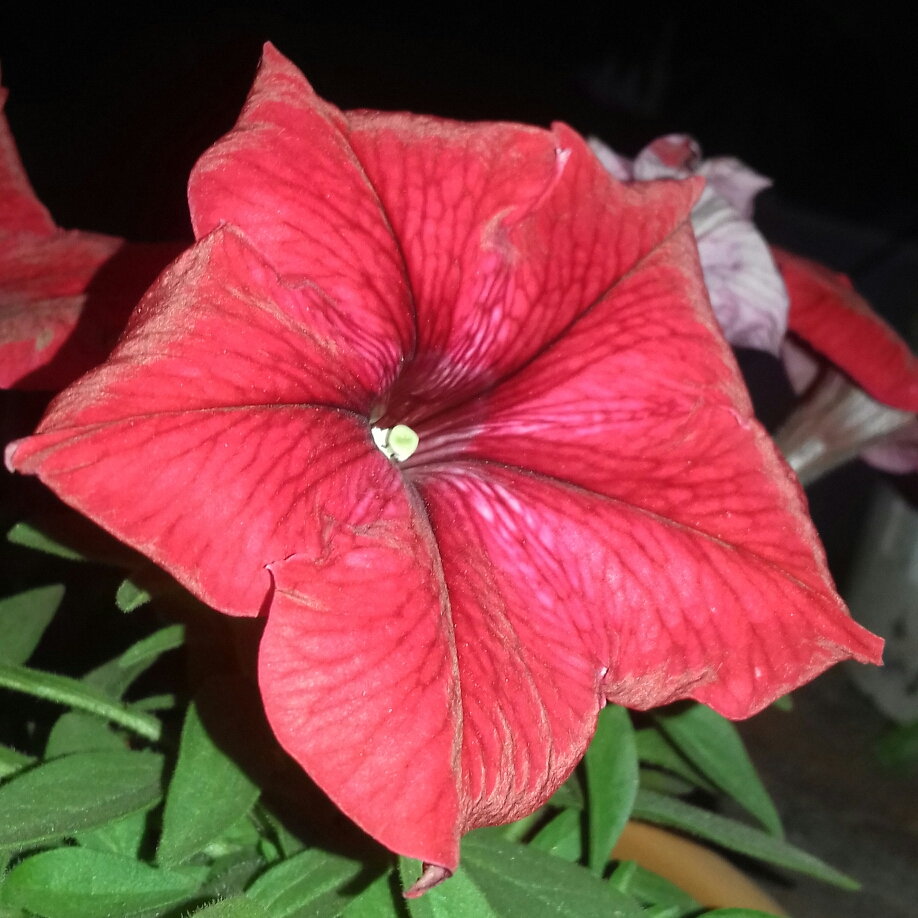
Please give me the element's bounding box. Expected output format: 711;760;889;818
404;863;453;899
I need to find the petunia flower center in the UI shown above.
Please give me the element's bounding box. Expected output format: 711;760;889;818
371;424;420;462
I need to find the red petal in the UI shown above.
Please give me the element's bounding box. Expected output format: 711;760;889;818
0;81;55;237
345;112;702;416
259;479;462;869
415;225;881;712
188;43;414;364
773;246;918;412
7;227;405;615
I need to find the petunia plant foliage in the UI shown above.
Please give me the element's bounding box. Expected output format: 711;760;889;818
0;42;890;918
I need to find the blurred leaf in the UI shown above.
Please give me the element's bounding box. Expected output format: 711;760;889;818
82;626;185;700
0;662;161;741
876;721;918;772
0;586;65;665
609;860;699;914
339;871;404;918
131;694;176;712
0;744;34;779
157;703;260;866
700;912;782;917
115;578;152;613
0;847;202;918
631;790;857;889
585;704;638;874
770;695;793;713
462;830;644;918
641;907;681;918
45;711;126;759
192;898;270;918
400;860;498;918
547;771;584;810
634;729;714;791
0;750;163;846
528;809;582;862
655;705;782;836
637;768;695;797
7;523;84;561
119;625;185;668
245;848;365;918
499;810;545;843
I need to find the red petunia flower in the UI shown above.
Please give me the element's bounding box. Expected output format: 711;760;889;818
5;46;881;888
0;70;183;391
772;248;918;483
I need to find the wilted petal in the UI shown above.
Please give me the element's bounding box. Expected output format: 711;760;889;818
586;137;634;182
774;246;918;412
860;420;918;473
189;43;414;363
691;187;788;354
698;155;772;220
633;134;701;179
588;134;787;355
775;368;917;485
347;116;701;415
6;227;405;615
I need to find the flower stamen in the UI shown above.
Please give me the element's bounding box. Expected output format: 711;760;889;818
371;424;420;462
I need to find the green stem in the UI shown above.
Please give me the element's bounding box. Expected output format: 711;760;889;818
0;661;162;742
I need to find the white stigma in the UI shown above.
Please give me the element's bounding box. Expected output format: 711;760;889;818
371;424;420;462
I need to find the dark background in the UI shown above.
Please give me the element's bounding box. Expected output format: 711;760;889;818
3;6;918;915
4;0;918;577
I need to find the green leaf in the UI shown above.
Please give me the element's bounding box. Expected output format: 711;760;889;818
339;871;404;918
700;912;783;917
0;847;202;918
157;703;260;866
634;729;714;791
119;625;185;669
609;861;699;913
115;578;152;613
655;705;782;836
547;771;584;810
245;848;365;918
131;694;176;712
631;790;858;889
400;859;498;918
7;523;84;561
202;851;268;902
770;694;793;713
0;662;161;741
875;721;918;772
193;898;271;918
255;809;305;860
0;750;163;846
528;808;582;862
637;768;695;797
203;815;262;859
585;704;638;874
0;586;65;665
0;744;34;779
45;712;126;759
462;830;645;918
76;807;150;858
